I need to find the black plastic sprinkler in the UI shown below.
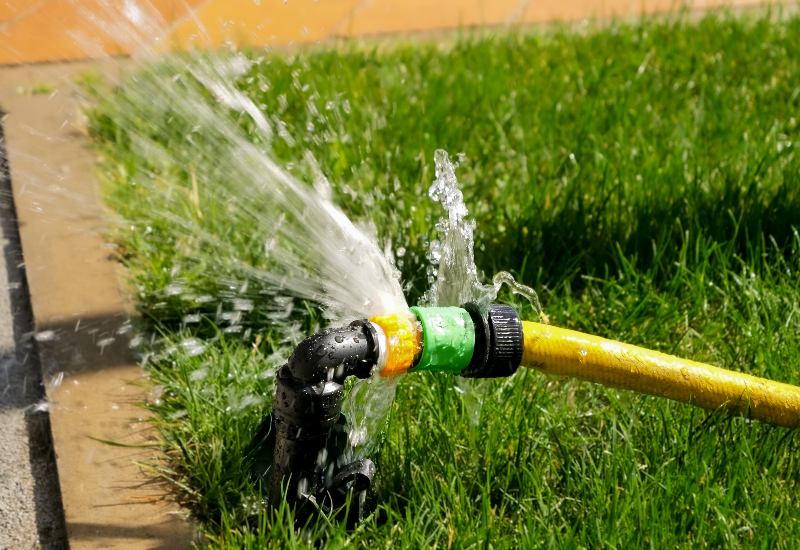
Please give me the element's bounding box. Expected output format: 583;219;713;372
246;304;524;527
246;320;382;526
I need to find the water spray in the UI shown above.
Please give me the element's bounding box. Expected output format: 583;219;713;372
247;303;800;526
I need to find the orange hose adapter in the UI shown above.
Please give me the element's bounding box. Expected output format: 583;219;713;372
369;312;422;377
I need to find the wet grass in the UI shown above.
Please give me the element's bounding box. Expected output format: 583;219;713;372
89;11;800;548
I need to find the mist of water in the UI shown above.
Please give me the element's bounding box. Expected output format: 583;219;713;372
12;0;542;460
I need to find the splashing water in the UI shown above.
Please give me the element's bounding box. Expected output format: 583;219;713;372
413;150;542;427
344;150;542;456
423;150;494;307
423;149;542;314
29;1;541;465
101;53;407;321
57;1;408;325
56;1;411;460
97;52;409;458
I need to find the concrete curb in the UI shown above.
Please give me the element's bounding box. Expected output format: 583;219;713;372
0;107;68;550
0;62;193;549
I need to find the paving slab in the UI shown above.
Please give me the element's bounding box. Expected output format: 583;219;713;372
0;62;193;549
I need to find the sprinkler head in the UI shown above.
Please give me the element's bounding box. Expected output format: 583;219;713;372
247;303;523;531
246;320;381;527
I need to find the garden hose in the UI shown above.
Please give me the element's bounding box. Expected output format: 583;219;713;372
371;304;800;428
252;302;800;525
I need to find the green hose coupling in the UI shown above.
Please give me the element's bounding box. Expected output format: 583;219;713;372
409;303;524;378
409;306;475;374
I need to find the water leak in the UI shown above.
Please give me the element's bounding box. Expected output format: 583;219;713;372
418;149;541;428
424;149;542;314
103;53;408;322
16;0;542;475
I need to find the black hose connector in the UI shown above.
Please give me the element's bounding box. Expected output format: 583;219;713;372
460;303;523;378
247;320;380;525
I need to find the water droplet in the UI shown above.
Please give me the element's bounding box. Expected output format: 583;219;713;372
35;330;56;342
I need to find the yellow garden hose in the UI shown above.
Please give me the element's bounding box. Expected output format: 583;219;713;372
521;321;800;427
372;306;800;428
256;304;800;523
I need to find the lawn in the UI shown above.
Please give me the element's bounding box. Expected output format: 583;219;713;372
88;11;800;548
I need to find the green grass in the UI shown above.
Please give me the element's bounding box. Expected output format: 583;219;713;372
89;11;800;548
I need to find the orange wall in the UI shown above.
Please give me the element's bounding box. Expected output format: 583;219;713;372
0;0;204;64
0;0;779;65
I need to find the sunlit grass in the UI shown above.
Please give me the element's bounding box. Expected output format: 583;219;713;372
90;11;800;547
